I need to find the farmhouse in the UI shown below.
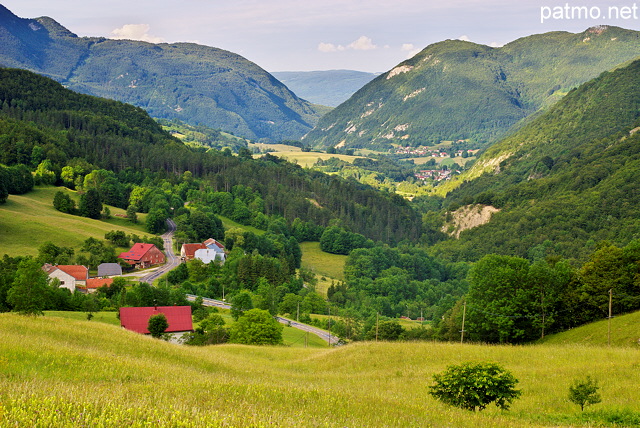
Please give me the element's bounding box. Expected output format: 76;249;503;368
118;243;165;269
83;277;114;293
180;243;207;261
42;264;88;293
119;306;193;334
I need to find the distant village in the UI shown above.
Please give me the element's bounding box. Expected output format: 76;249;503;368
394;145;480;182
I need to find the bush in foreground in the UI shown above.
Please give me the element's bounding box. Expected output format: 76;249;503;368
429;361;522;411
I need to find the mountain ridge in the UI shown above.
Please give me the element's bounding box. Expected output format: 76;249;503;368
0;4;323;142
303;26;640;151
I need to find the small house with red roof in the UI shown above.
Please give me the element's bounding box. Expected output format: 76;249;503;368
42;264;88;293
83;277;114;293
180;243;207;261
118;243;165;269
119;306;193;335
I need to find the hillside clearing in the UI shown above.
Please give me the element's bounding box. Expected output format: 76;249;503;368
0;186;150;257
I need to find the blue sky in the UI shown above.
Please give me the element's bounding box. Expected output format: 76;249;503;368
3;1;639;72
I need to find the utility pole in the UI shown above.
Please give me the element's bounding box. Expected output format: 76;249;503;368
328;305;331;347
608;289;613;347
297;301;300;322
460;301;466;344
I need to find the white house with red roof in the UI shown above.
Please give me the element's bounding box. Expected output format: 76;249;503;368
119;306;193;335
118;243;165;269
180;243;207;261
42;264;89;293
201;238;226;263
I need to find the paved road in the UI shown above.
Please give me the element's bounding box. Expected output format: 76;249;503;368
185;294;340;345
138;219;180;283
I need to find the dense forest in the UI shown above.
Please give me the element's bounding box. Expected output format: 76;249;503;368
433;59;640;262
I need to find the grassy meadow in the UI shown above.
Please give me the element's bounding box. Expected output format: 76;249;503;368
1;313;640;427
0;186;150;257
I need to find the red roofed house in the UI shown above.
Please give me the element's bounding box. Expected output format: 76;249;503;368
119;306;193;335
180;243;207;261
83;277;114;293
118;243;165;269
42;264;88;293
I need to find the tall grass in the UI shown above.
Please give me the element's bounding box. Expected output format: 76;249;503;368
1;313;639;427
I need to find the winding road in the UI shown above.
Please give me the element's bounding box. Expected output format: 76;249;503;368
185;295;340;345
138;219;180;284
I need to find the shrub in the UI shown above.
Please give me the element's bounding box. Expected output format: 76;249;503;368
147;313;169;338
429;361;522;411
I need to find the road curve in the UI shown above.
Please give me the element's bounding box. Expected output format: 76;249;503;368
139;219;180;283
185;294;340;345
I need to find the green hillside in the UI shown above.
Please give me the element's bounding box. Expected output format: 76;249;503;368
0;67;421;245
2;313;639;427
433;58;640;261
539;310;640;348
303;26;640;150
0;186;149;257
0;5;323;141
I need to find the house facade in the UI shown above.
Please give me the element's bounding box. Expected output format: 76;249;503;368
42;264;89;293
118;243;165;269
180;243;207;261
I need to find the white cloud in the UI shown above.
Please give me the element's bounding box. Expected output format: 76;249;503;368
458;35;471;42
401;43;415;51
111;24;164;43
319;35;377;53
490;41;504;48
348;35;377;51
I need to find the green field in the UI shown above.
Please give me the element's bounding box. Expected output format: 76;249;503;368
255;150;364;168
1;313;640;427
0;186;151;257
300;241;347;292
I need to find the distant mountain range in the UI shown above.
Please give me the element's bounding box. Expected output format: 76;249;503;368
272;70;378;107
303;26;640;151
0;4;323;142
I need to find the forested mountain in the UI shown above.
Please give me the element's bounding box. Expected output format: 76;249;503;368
0;5;323;142
0;67;421;243
432;58;640;262
303;26;640;151
272;70;378;107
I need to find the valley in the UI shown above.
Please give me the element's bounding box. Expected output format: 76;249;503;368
1;3;640;426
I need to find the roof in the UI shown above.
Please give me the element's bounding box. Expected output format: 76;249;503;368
181;243;207;258
118;243;156;261
119;306;193;334
48;265;88;281
86;278;114;289
203;238;225;250
97;263;122;277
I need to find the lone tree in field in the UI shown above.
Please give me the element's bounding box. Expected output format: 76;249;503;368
569;376;602;411
148;313;169;338
229;308;283;345
429;361;522;411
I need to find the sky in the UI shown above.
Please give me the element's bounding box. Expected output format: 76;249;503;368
2;1;639;72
